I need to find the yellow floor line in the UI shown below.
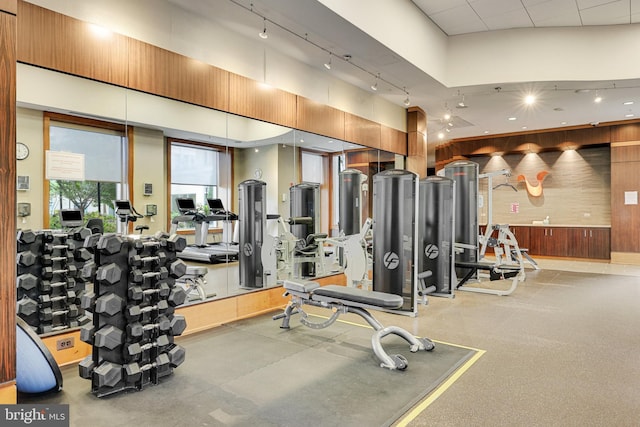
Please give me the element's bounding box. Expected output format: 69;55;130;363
395;348;486;426
305;312;487;425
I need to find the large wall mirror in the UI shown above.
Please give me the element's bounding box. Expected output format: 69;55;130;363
16;64;403;336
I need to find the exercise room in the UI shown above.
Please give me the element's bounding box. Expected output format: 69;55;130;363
2;1;640;426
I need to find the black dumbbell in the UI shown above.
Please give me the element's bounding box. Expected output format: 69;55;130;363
74;247;93;262
163;235;187;252
80;291;96;310
128;282;171;301
125;335;171;360
129;252;168;268
124;353;171;383
80;323;94;344
168;259;188;278
95;263;122;285
17;251;37;267
78;355;95;379
41;253;73;266
94;361;122;388
125;300;169;321
39;293;71;308
166;344;186;368
127;315;172;339
81;261;97;280
167;286;187;307
130;267;169;284
17;296;38;317
72;227;92;242
94;325;124;350
96;234;124;255
43;243;69;254
17;273;38;291
95;293;125;317
169;314;187;336
17;229;36;245
39;279;68;293
42;264;78;279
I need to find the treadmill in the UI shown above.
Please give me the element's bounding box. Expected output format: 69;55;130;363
205;198;239;258
171;198;239;264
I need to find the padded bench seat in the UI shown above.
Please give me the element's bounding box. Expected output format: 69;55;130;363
313;285;404;309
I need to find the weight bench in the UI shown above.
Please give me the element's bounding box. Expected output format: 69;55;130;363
176;266;212;301
273;280;435;370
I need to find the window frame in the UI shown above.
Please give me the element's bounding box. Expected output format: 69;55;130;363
43;112;133;229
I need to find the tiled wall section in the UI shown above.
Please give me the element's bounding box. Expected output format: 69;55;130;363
473;146;611;226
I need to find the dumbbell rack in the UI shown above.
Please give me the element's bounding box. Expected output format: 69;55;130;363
16;229;94;334
78;232;188;397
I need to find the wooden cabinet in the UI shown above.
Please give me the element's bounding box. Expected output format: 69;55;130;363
527;226;610;259
587;228;611;259
509;226;530;252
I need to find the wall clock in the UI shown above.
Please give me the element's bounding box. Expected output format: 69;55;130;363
16;142;29;160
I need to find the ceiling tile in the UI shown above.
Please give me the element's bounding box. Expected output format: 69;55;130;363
469;0;527;17
429;4;489;35
482;9;535;30
411;0;469;15
577;0;623;10
580;0;631;25
526;0;583;26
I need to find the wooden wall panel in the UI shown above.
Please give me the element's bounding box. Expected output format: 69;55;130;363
611;144;640;254
17;2;128;87
345;113;380;149
611;122;640;143
127;39;229;112
0;7;16;387
381;125;407;155
0;0;16;14
296;96;345;140
611;141;640;163
228;73;297;129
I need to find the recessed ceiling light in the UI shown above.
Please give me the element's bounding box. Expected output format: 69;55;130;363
522;126;528;130
625;113;635;118
444;113;451;120
438;132;445;139
525;95;535;105
594;95;602;103
508;117;517;121
561;121;567;125
484;130;490;134
553;107;564;111
624;101;634;105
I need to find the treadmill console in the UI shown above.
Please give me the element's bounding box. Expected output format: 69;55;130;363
59;209;83;228
176;198;198;214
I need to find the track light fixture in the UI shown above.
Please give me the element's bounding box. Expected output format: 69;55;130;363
403;87;410;106
371;73;380;91
259;18;268;39
324;53;332;70
234;0;410;106
594;90;602;103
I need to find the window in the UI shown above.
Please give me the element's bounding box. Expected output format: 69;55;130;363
169;140;230;230
46;115;128;232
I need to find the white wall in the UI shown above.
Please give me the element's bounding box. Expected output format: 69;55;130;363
16;108;45;230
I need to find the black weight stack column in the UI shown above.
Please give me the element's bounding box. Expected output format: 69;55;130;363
418;176;455;297
444;160;479;280
372;170;418;313
338;169;367;236
238;179;267;288
290;182;320;277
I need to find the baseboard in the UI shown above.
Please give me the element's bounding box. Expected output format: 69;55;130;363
610;252;640;265
0;381;16;404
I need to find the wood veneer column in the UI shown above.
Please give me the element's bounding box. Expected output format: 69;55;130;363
0;0;17;403
406;106;427;178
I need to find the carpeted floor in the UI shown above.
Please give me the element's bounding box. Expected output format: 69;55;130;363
21;312;478;427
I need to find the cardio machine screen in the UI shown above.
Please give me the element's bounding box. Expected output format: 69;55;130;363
176;198;197;212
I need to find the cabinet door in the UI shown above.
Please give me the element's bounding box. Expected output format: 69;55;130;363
546;227;569;257
510;226;530;251
569;228;589;258
588;228;611;259
528;228;546;255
